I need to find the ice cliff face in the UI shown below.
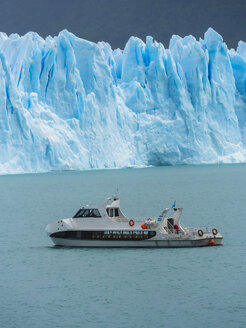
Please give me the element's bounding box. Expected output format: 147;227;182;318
0;28;245;174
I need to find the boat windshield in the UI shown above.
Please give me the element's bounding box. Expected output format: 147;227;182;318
73;208;101;218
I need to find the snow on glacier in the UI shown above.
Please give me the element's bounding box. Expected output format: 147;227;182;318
0;27;245;174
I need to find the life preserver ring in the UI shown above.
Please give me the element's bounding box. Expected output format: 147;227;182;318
129;219;135;227
212;228;218;236
198;229;204;237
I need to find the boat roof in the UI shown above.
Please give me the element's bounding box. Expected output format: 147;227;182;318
106;196;120;208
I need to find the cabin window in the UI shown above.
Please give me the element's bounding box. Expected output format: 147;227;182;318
83;209;90;217
51;230;156;240
106;208;120;217
91;209;101;217
73;208;101;218
149;231;156;237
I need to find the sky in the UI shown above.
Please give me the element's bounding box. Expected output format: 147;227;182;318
0;0;245;49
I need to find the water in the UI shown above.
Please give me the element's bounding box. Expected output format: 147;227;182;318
0;165;246;328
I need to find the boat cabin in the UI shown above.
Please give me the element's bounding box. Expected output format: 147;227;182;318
106;196;128;222
72;195;128;222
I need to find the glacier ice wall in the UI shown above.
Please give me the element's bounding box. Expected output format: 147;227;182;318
0;27;246;174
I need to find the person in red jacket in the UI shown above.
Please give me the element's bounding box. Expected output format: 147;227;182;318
174;224;179;234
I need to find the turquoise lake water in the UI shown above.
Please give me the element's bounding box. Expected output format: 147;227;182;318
0;165;246;328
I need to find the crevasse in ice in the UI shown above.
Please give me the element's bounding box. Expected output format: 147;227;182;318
0;27;245;174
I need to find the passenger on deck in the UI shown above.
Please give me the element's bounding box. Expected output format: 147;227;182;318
174;224;179;234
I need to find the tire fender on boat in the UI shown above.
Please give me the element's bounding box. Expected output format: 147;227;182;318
129;219;135;227
198;229;204;237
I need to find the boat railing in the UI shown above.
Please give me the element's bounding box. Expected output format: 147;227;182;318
171;226;217;235
130;217;161;222
127;217;217;236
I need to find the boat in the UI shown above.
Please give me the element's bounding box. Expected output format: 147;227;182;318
45;195;223;247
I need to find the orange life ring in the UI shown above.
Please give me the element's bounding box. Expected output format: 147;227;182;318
212;228;218;236
141;223;147;229
129;219;135;227
198;229;204;237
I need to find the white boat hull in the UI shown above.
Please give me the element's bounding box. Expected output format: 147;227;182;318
46;195;223;248
50;236;223;248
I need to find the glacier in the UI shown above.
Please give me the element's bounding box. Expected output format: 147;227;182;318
0;27;246;174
